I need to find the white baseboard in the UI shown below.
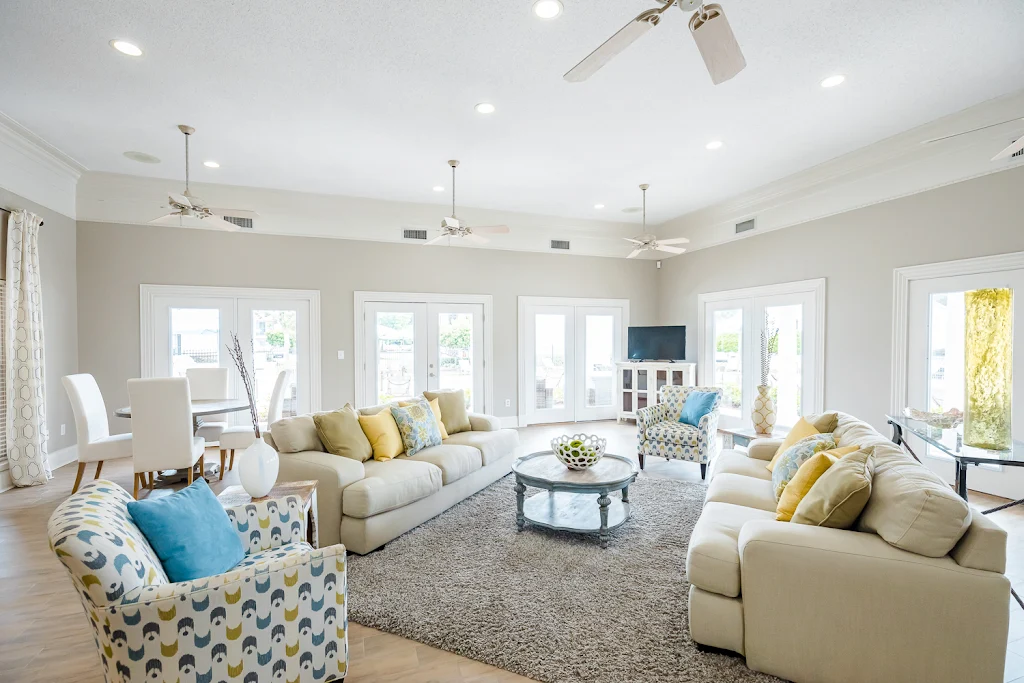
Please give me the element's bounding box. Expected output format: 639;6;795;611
0;468;10;493
0;445;78;493
500;416;522;429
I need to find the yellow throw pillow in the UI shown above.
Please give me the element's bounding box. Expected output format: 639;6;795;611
793;447;874;529
399;397;449;439
313;404;373;462
775;446;858;521
357;409;404;461
423;389;472;435
766;417;819;472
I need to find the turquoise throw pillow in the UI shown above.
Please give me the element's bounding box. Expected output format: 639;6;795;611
771;433;837;501
127;479;245;583
391;398;443;457
679;391;718;427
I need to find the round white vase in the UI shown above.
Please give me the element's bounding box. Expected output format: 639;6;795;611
238;438;279;498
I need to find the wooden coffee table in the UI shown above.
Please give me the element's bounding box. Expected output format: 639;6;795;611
512;451;638;548
217;480;320;548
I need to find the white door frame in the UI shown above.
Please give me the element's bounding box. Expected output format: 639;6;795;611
517;296;630;426
354;291;494;414
696;278;826;418
140;284;322;412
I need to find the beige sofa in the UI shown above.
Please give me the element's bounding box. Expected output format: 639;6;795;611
265;405;520;554
688;412;1010;683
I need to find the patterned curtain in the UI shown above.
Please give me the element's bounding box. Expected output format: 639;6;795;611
7;210;49;486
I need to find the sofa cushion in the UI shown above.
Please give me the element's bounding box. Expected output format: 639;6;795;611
647;421;699;448
442;428;519;465
342;459;443;519
950;510;1007;574
358;409;405;462
313;404;372;462
776;451;838;522
270;415;324;453
424;389;472;435
687;502;777;597
710;450;772;482
856;444;971;557
770;434;837;500
400;443;482;485
793;447;874;528
766;417;819;472
705;473;778;513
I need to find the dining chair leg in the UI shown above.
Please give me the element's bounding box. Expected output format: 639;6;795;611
72;462;87;494
220;449;227;480
229;449;236;470
133;474;140;499
187;465;194;485
198;453;205;477
94;461;104;479
148;472;154;488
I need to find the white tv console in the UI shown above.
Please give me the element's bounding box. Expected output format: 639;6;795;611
615;361;697;422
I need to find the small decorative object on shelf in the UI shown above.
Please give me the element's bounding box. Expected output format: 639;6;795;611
227;333;279;497
964;288;1013;450
903;407;964;429
752;324;777;435
551;434;607;470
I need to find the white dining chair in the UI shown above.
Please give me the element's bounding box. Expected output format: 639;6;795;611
62;374;134;494
127;377;205;499
217;369;293;478
185;367;229;445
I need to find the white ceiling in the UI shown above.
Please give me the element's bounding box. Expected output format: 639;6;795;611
2;0;1023;225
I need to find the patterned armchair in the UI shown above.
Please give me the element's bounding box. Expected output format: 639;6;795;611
47;480;348;683
636;385;722;478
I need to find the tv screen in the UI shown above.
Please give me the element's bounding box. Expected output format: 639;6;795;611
627;326;686;361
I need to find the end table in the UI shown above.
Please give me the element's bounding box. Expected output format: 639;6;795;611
218;480;319;548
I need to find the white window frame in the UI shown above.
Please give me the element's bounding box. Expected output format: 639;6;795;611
140;284;322;412
353;291;494;414
697;278;826;421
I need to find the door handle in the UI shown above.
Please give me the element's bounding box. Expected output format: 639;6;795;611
429;372;436;377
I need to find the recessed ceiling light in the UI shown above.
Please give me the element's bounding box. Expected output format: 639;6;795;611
123;151;160;164
533;0;563;19
706;140;723;150
475;103;496;114
820;74;845;88
594;204;605;209
109;40;142;57
203;160;220;168
433;186;445;192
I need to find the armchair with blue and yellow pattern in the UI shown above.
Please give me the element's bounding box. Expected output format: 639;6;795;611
636;385;722;478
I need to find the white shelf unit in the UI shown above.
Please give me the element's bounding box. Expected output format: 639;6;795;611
616;361;696;421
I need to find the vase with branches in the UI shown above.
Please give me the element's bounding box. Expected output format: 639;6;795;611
226;332;278;497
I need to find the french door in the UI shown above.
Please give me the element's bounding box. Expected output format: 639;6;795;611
237;299;312;422
521;300;625;425
362;301;484;411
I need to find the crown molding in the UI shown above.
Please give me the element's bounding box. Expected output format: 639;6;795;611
0;111;86;218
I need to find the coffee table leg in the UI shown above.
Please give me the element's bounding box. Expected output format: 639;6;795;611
621;485;629;504
515;479;526;531
598;493;611;548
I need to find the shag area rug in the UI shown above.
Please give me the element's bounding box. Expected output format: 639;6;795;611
347;474;782;683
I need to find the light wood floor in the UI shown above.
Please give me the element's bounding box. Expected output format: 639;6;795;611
3;422;1023;682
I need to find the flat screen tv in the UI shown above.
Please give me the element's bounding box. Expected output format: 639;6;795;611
627;326;686;361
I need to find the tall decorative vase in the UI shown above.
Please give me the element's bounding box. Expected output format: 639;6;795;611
964;288;1013;450
238;438;279;498
752;385;777;435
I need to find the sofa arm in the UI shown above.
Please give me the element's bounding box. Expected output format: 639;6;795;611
224;496;308;554
746;438;782;461
468;413;501;432
278;451;365;548
111;545;348;681
737;521;1009;683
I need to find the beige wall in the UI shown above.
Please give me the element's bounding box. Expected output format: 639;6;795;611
76;222;658;429
0;189;79;453
656;166;1024;432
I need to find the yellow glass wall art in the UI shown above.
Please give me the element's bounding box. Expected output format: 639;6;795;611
964;288;1013;450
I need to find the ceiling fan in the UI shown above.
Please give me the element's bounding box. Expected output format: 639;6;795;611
921;117;1024;161
624;184;689;259
150;125;257;231
424;160;510;245
565;1;745;85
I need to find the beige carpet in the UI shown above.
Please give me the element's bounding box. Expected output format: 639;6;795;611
347;474;781;683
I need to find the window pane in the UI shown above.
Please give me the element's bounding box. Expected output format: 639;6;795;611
170;308;219;377
765;304;803;428
712;309;742;417
252;309;297;420
377;312;415;403
929;292;965;414
438;312;474;410
535;314;565;409
584;315;614;408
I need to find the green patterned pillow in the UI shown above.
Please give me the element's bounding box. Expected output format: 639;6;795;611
390;399;443;457
771;433;836;500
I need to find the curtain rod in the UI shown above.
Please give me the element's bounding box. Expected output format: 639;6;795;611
0;207;43;226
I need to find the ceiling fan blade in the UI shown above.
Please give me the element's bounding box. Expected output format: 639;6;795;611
464;233;488;244
657;237;690;245
992;135;1024;162
564;9;662;83
471;225;509;234
655;245;686;254
149;213;183;226
922;117;1024;145
211;208;260;219
623;237;645;244
169;193;192;209
202;215;242;231
626;249;642;259
424;234;449;246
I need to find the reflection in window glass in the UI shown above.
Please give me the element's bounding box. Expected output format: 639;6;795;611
438;313;474;410
765;304;803;428
377;312;415;403
585;315;614;408
535;314;565;409
171;308;219;377
252;309;297;420
929;293;965;414
713;309;742;416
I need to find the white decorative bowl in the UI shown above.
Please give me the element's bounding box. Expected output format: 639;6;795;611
550;434;607;470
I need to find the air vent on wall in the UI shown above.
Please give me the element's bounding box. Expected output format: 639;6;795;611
735;218;756;234
403;228;428;241
1013;147;1024;159
222;215;253;230
550;239;570;250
